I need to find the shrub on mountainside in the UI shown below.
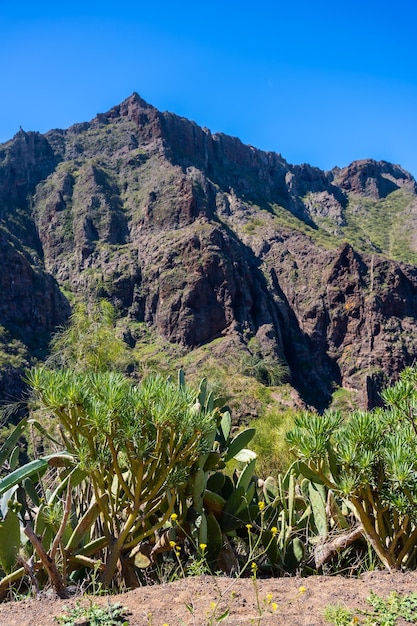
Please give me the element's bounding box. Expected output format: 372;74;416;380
241;339;290;387
287;366;417;571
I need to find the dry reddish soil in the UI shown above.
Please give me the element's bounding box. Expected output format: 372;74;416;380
0;571;417;626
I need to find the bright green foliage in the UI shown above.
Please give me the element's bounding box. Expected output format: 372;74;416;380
287;368;417;570
260;470;307;572
241;339;289;387
0;417;28;468
341;189;417;265
250;408;296;476
172;375;350;575
55;601;129;625
49;300;133;372
0;508;20;574
258;464;345;572
24;368;217;586
323;603;357;626
366;590;417;625
325;591;417;625
0;422;79;596
174;376;260;570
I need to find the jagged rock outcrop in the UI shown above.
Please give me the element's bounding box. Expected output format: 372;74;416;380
1;92;417;408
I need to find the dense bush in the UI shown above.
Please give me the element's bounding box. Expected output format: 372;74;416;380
287;367;417;571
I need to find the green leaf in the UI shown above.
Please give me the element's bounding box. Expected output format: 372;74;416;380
223;486;246;517
192;468;206;510
207;471;226;493
0;485;18;519
23;477;40;507
220;411;232;439
0;509;20;573
281;461;300;491
217;608;230;622
48;465;86;504
327;443;340;482
206;513;222;565
224;483;257;531
65;499;103;552
263;476;278;503
0;459;49;495
293;461;324;484
283;537;304;572
232;503;259;527
308;481;327;536
0;418;27;467
34;502;54;552
0;453;75;496
178;368;185;388
73;535;108;557
224;428;256;462
205;390;214;413
27;419;63;447
198;377;208;406
203;452;222;472
236;458;257;492
9;447;20;472
233;448;257;463
197;512;207;545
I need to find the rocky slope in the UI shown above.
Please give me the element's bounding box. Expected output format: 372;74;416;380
1;92;417;410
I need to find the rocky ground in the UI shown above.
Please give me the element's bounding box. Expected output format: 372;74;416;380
1;571;417;625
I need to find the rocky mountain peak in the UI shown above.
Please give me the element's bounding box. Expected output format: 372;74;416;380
95;92;157;124
331;159;416;199
1;94;417;411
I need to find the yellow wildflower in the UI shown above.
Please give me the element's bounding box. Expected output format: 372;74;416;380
246;523;252;530
272;602;278;612
299;585;306;594
266;593;273;604
199;543;207;552
271;526;278;536
258;501;265;511
251;562;257;571
170;513;178;521
169;540;176;548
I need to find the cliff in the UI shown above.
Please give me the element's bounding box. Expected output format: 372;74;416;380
1;92;417;410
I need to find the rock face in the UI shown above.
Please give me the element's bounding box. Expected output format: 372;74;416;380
0;131;70;400
1;92;417;408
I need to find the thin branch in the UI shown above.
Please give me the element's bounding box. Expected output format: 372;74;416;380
24;524;68;598
50;481;72;560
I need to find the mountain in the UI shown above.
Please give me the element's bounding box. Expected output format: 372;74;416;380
1;92;417;412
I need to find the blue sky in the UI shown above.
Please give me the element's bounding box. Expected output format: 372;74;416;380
1;0;417;177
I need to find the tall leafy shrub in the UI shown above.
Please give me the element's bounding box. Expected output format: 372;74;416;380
287;368;417;570
26;368;217;585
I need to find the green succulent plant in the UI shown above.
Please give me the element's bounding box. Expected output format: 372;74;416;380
287;368;417;570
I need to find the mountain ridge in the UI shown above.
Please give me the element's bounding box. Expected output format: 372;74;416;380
1;92;417;412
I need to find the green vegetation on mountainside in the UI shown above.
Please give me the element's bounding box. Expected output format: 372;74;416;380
130;321;291;420
341;189;417;264
239;190;417;266
0;327;29;370
270;203;338;249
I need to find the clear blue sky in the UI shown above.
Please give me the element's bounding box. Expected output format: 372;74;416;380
1;0;417;178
